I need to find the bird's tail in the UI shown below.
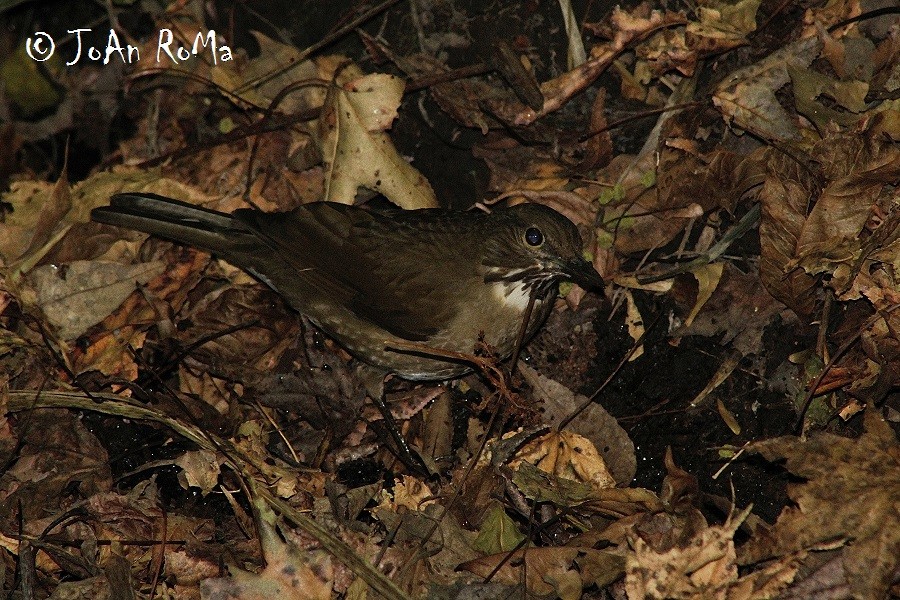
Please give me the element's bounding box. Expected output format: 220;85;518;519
91;192;246;256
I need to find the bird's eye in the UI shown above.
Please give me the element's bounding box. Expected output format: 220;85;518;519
524;226;543;247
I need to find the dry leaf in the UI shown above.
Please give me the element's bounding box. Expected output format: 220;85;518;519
509;430;618;492
319;73;437;209
201;500;332;600
757;150;820;317
741;409;900;599
460;546;625;598
686;0;762;53
26;260;165;340
625;506;778;599
519;363;636;485
175;449;222;496
714;37;821;141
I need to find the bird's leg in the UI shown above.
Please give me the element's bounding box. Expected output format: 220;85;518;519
356;364;433;477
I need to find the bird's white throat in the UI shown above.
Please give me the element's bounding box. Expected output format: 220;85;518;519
491;280;533;312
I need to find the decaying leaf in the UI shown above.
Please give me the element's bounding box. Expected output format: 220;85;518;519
374;502;479;593
25;260;166;340
519;363;636;485
741;409;900;599
319;73;437;209
794;137;900;274
758;124;900;318
678;264;790;357
757;150;820;317
685;0;762;53
683;262;723;327
713;37;821;141
627;506;744;598
508;430;618;493
460;546;625;598
70;325;148;379
789;65;869;129
175;449;223;496
201;500;332;600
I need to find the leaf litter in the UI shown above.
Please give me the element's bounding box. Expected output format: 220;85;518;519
0;0;899;598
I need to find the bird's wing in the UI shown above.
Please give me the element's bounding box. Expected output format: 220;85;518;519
236;203;479;342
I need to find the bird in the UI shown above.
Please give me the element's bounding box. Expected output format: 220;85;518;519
91;193;604;379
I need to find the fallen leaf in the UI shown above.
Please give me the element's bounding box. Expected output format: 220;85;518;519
201;499;333;600
686;0;762;53
624;506;789;599
789;65;869;129
509;430;618;493
757;150;820;317
472;503;526;555
175;449;222;496
519;363;636;485
319;73;437;209
460;546;625;598
713;37;821;141
26;260;166;340
684;262;723;327
741;409;900;600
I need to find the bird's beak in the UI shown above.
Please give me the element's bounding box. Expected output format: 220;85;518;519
561;256;605;291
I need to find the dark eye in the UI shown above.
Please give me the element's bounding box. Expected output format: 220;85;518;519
524;226;543;247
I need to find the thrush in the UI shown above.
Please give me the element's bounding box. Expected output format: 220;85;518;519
91;193;604;379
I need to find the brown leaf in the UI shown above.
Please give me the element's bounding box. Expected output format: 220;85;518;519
201;500;332;600
501;5;682;126
0;410;112;521
685;0;762;54
519;363;636;485
657;146;767;214
71;325;147;379
789;65;869;129
638;28;696;77
713;37;821;141
757;150;820;317
18;163;71;263
374;503;478;593
26;260;166;340
795;142;900;273
459;547;625;597
741;409;900;599
176;285;299;385
625;507;753;599
573;88;613;171
678;264;790;356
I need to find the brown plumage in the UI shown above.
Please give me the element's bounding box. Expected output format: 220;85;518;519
92;193;603;379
